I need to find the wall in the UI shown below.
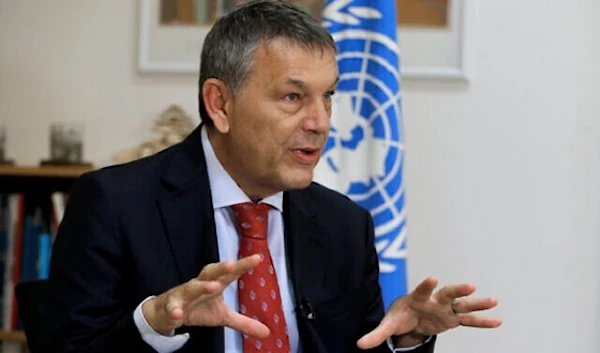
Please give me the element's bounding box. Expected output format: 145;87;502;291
1;1;599;352
0;0;200;167
401;1;600;352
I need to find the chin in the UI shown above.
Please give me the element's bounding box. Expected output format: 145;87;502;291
280;171;314;191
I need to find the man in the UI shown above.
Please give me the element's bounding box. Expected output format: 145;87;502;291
37;1;501;352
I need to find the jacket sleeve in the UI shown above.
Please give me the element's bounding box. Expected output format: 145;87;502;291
36;172;157;353
358;210;436;353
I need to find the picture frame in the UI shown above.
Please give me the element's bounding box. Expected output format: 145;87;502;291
137;0;471;81
397;0;471;81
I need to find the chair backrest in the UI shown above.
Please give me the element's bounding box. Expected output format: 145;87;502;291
15;279;48;352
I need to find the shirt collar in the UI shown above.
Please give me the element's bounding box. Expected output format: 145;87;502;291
201;125;283;211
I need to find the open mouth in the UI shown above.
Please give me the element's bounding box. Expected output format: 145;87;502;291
290;148;320;163
300;148;316;155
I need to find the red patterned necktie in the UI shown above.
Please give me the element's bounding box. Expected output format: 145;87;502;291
231;202;291;353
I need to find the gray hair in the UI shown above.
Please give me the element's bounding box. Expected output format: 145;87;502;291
198;0;337;126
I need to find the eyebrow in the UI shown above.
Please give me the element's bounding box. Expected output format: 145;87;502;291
285;76;340;90
286;78;306;90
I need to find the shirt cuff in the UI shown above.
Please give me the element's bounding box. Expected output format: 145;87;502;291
387;335;433;352
133;295;190;353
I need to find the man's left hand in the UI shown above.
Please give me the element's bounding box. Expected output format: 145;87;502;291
356;276;503;349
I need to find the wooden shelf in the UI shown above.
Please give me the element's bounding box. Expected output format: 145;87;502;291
0;330;26;342
0;165;94;178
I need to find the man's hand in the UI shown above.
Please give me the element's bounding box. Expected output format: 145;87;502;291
142;254;270;339
357;277;502;349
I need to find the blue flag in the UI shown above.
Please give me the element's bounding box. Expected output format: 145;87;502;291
314;0;406;310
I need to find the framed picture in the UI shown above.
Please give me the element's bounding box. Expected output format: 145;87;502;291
137;0;470;81
396;0;470;81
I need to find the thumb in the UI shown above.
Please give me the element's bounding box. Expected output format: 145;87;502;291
165;296;185;324
222;306;270;339
356;317;397;349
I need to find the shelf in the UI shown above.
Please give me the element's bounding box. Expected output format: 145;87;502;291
0;330;26;342
0;165;94;178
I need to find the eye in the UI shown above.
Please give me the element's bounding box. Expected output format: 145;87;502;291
284;93;300;102
324;91;335;100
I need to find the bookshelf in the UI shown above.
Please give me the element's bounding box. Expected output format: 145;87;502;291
0;164;94;345
0;165;92;178
0;330;26;342
0;165;93;194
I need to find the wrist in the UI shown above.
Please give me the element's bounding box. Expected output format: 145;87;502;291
142;297;174;336
392;332;427;348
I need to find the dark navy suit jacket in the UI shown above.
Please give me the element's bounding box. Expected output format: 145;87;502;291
37;125;436;353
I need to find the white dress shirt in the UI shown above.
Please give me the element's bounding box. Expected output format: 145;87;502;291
132;125;426;352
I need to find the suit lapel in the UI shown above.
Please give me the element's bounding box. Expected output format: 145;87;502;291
156;125;224;353
157;125;220;282
283;189;329;307
158;184;219;283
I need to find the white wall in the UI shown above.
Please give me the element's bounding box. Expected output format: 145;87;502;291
1;1;599;353
0;0;200;166
402;1;600;352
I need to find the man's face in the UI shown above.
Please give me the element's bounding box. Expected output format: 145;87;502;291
213;38;338;199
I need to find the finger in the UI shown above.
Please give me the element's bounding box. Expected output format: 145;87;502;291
214;255;264;288
412;276;438;300
198;255;261;283
166;298;184;322
459;314;503;328
198;260;237;281
223;307;271;339
229;254;262;277
453;297;498;314
435;283;476;305
160;281;223;330
356;317;398;349
180;280;223;303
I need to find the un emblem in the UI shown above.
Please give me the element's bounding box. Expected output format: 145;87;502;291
314;1;406;275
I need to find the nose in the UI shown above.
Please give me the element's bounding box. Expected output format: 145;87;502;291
302;98;330;134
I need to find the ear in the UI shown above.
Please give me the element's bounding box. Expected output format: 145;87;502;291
202;79;231;134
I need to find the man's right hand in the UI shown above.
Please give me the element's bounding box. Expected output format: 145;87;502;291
142;254;270;338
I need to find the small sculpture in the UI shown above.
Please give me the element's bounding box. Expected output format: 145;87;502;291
112;105;196;164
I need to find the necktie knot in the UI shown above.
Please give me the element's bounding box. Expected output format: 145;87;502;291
231;202;271;240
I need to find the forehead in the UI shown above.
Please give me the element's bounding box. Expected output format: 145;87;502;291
247;38;338;88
